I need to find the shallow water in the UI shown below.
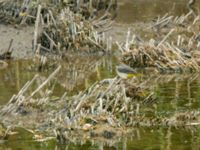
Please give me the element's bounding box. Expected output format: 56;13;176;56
0;56;117;105
1;0;200;149
1;126;200;150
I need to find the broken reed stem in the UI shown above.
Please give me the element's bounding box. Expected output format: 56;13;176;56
34;5;42;52
157;29;175;47
28;65;61;98
48;10;57;27
87;37;106;51
0;75;39;115
7;39;13;52
97;78;119;111
17;74;39;98
43;31;58;48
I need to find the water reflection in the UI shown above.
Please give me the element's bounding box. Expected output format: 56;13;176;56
0;55;117;105
57;55;117;95
142;74;200;114
166;75;199;112
1;127;200;150
0;60;35;105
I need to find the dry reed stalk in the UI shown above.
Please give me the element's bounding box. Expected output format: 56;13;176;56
33;5;42;51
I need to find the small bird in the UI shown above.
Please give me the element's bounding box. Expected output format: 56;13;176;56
116;64;141;79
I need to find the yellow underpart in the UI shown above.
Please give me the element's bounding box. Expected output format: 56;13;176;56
19;12;28;17
127;73;142;78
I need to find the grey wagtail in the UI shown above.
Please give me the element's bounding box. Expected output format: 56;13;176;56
116;64;141;79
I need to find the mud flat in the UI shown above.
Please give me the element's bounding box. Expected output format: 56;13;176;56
0;24;34;58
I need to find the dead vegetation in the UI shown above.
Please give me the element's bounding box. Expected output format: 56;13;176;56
38;7;112;54
120;12;200;73
0;0;117;56
0;0;117;24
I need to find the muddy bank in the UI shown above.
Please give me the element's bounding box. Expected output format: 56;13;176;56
0;22;125;58
0;24;34;58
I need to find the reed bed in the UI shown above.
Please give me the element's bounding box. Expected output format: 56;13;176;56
38;7;112;54
120;12;200;73
0;0;117;24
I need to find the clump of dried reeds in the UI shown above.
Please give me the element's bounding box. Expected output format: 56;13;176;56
0;0;44;24
120;12;200;73
38;8;112;54
65;0;118;19
0;0;117;24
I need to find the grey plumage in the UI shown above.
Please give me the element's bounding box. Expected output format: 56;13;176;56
116;64;136;74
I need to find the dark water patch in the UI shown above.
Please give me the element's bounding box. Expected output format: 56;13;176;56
1;127;200;150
